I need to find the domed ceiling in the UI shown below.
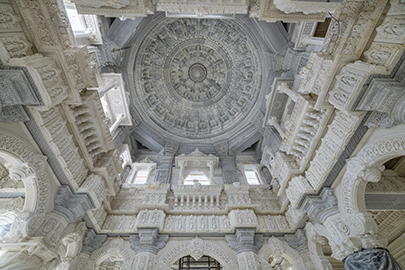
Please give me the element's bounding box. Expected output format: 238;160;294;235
126;14;272;152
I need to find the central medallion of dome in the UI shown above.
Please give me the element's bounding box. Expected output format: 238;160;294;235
188;63;207;83
164;38;232;104
132;17;263;139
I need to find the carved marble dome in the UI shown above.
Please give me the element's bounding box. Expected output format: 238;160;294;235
127;15;269;147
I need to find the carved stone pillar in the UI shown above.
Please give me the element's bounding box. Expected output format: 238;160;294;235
260;166;273;185
226;229;263;270
129;228;168;270
221;155;240;184
215;140;240;184
154;140;178;183
154;155;174;184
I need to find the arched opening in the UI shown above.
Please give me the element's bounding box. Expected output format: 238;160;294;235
171;255;223;269
365;156;405;268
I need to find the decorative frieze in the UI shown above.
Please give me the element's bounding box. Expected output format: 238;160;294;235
0;34;32;62
229;209;258;229
136;209;165;231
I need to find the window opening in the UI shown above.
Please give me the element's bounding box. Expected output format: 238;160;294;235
244;170;260;185
133;169;148;184
65;5;85;33
184;171;210;185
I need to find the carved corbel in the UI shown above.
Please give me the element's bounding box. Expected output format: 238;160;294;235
129;228;168;254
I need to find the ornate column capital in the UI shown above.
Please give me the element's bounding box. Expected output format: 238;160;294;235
301;188;339;224
81;229;108;255
225;228;263;253
129;228;168;255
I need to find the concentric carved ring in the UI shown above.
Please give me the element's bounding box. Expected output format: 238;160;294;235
164;39;232;104
188;63;207;83
133;17;262;139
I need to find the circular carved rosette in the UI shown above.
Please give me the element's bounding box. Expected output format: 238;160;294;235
133;18;262;139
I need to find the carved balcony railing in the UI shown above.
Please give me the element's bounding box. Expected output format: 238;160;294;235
171;184;223;212
99;183;300;234
108;183;286;215
270;94;332;196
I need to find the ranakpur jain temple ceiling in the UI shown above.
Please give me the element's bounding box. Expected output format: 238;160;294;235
0;0;405;269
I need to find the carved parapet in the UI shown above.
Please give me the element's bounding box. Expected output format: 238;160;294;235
9;54;69;109
281;94;332;172
224;183;251;207
286;175;315;208
329;61;388;113
143;182;170;207
249;187;281;214
305;111;364;191
72;0;154;19
249;0;327;23
229;209;258;230
256;214;291;233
